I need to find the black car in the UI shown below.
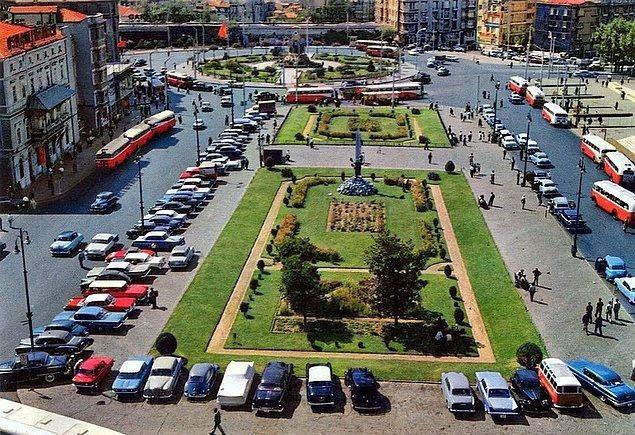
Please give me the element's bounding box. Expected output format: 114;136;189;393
126;223;172;239
255;91;279;102
149;201;194;215
0;351;73;388
15;330;94;356
344;367;382;412
252;361;293;413
191;80;214;91
90;191;118;213
133;59;147;67
163;194;202;208
556;209;589;234
413;72;432;84
510;369;550;413
306;363;335;407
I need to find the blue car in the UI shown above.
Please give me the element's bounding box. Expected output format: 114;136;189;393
568;360;635;408
596;255;628;282
33;320;89;337
184;363;220;399
52;306;126;332
0;351;72;387
140;215;185;230
131;231;185;251
90;191;118;213
49;231;84;256
112;355;154;397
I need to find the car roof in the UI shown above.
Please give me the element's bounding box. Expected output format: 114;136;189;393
569;360;619;380
616;276;635;285
262;361;288;383
38;330;70;340
153;356;177;370
349;368;375;387
309;365;331;382
605;256;625;266
85;293;112;304
81;356;112;369
93;233;115;240
58;231;76;237
476;371;507;388
76;306;105;315
190;363;214;377
120;358;149;374
97;191;113;196
225;361;254;376
515;368;539;381
171;245;189;254
444;371;470;388
146;231;168;237
20;351;51;362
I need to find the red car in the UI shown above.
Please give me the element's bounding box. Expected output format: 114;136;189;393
81;280;149;301
65;293;136;312
179;167;202;179
105;247;155;263
72;356;115;390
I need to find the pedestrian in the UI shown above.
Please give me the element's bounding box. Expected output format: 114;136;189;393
595;298;603;318
594;314;603;336
273;119;278;129
528;283;537;301
500;98;503;108
613;299;620;320
490;170;495;184
532;268;542;285
615;101;619;110
78;250;86;269
490;74;494;82
468;131;473;142
149;288;158;309
469;164;475;178
487;131;491;142
586;302;594;324
178;114;183;124
266;133;271;144
243;157;249;169
478;118;483;128
503;148;507;160
211;408;224;434
516;170;521;185
482;90;487;99
582;312;590;334
0;216;3;231
462;137;467;146
460;112;465;122
605;299;613;322
487;91;491;99
521;194;526;209
459;132;463;142
208;137;213;146
519;148;524;161
225;115;229;126
537;190;543;206
469;153;474;165
511;156;515;171
488;192;495;207
428;152;433;164
450;107;454;116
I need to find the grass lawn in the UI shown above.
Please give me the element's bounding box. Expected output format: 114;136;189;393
275;107;311;143
414;111;451;147
201;55;280;83
160;168;545;381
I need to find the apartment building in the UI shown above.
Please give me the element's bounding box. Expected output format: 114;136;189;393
477;0;536;48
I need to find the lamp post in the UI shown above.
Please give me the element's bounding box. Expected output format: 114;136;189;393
521;111;532;186
193;103;201;165
571;157;586;257
492;81;501;143
134;156;145;230
7;216;34;351
257;133;263;167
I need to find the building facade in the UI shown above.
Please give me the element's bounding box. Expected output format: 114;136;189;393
0;23;79;194
352;0;376;21
477;0;536;48
375;0;477;47
599;0;635;22
533;0;600;56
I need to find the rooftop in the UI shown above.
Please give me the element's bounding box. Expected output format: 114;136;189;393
59;8;87;23
0;22;63;59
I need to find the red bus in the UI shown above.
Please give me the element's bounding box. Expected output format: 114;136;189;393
542;102;569;126
362;82;422;101
144;110;176;135
354;39;389;51
166;71;194;89
591;180;635;227
95;135;132;169
507;76;529;95
123;123;154;149
285;86;336;104
367;45;398;58
525;86;545;108
538;358;584;409
580;134;617;163
603;151;635;186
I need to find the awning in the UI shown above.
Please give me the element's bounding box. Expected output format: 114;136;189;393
28;85;76;111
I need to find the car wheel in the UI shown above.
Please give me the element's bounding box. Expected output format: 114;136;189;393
600;395;607;402
44;373;56;383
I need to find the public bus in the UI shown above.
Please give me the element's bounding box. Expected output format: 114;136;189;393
95;135;132;169
525;85;545;108
366;45;398;58
123;123;154;149
603;151;635;185
354;39;390;51
542;102;569;126
143;110;176;135
590;180;635;227
166;71;194;89
507;76;529;95
362;82;422;101
285;86;336;104
538;358;584;409
580;134;617;163
339;85;365;100
360;91;394;106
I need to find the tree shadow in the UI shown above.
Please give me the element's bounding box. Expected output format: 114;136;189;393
305;320;355;347
382;322;478;356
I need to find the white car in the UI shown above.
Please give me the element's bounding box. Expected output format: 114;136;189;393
121;252;165;269
217;361;255;407
225;159;244;171
407;49;419;56
105;260;151;277
526;143;541;155
193;118;206;130
499;129;512;138
539;180;560;197
84;233;119;259
615;277;635;304
201;101;213;112
143;356;184;400
529;152;553;168
177;185;212;196
168;245;196;269
502;136;520;150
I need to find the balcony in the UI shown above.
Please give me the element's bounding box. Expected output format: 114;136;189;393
29;112;70;140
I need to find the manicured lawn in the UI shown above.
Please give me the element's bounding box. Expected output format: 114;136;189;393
275;107;312;143
414;111;451;147
160;168;545;381
201;55;280;83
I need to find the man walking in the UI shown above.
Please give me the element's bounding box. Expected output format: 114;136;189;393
490;170;495;184
516;171;521;185
211;408;224;434
537;190;543;206
613;299;621;321
488;192;495;207
503;148;507;160
0;216;3;231
148;288;158;309
532;268;542;285
582;311;590;334
528;283;537;302
594;314;603;336
468;131;473;142
521;194;526;209
605;299;613;322
511;156;515;171
586;301;594;324
78;250;87;269
428;152;433;164
595;298;604;318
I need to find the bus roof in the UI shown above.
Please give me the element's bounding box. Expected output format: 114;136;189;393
526;85;544;96
365;81;420;90
543;102;567;115
96;135;129;157
124;123;151;139
509;76;528;85
583;134;616;151
542;358;581;387
367;45;396;50
166;71;190;79
144;110;175;125
286;86;334;93
605;151;635;171
593;180;635;204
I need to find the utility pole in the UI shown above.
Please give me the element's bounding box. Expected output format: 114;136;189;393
524;27;532;80
134;156;145;229
8;217;34;352
521;111;532;186
571;158;586;257
547;31;554;79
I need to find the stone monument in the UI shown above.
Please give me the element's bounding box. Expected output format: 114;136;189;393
337;131;378;196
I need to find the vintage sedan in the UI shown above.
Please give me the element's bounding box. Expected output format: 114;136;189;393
53;306;127;332
502;136;520;150
509;369;550;412
179;167;202;179
0;351;72;388
85;233;119;259
508;93;524;104
140;215;186;231
168;246;196;270
65;293;136;313
529;152;553;168
90;192;118;213
149;200;193;215
306;363;335;407
217;361;255;407
344;367;382;412
126;223;172;239
72;356;115;391
105;247;155;263
601;256;628;282
80;267;131;289
476;371;519;418
143;356;184;400
82;280;150;301
615;277;635;304
131;231;185;251
49;231;84;256
112;356;154;397
104;261;151;278
568;360;635;408
441;372;476;413
120;252;166;270
184;363;220;399
15;330;93;356
252;361;292;413
32;320;89;338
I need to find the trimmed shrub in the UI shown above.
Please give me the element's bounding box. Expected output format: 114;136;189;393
516;342;543;369
444;264;452;278
274;214;299;246
295;132;305;141
270;227;278;237
454;308;465;324
289;177;337;207
383;175;400;186
281;167;294;178
427;172;440;181
444;160;456;173
249;278;259;291
411;107;421;114
340;171;346;181
266;243;273;255
307;104;317;113
256;259;265;272
155;333;177;355
282;197;289;206
370;172;376;181
286;186;293;194
439;246;447;260
449;286;458;299
264;156;275;169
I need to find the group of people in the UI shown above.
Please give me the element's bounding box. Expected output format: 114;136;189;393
582;297;622;336
514;268;542;301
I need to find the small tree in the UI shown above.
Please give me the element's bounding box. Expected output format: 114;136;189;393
444;160;455;173
444;264;452;278
453;307;465;324
257;259;265;272
516;342;543;369
280;255;325;325
449;286;458;299
155;332;177;355
264;156;275;170
249;278;259;291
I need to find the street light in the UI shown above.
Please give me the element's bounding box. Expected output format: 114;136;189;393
7;216;35;351
134;156;145;230
492;81;501;143
571;158;586;257
521;111;532;186
193;103;201;165
257;133;263;167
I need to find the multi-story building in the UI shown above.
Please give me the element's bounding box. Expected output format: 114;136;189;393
0;22;79;194
8;6;110;132
533;0;601;56
598;0;635;22
477;0;536;48
351;0;375;21
375;0;477;47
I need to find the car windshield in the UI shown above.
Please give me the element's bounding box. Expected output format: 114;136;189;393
58;234;74;241
118;372;140;379
152;368;173;377
78;368;95;376
172;252;186;257
93;236;111;243
520;379;539;388
489;388;511;398
611;264;625;270
260;383;283;391
189;375;203;382
452;388;471;396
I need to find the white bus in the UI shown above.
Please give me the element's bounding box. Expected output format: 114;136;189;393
591;180;635;227
507;76;529;95
525;85;545;108
603;151;635;186
580;134;616;163
541;102;569;126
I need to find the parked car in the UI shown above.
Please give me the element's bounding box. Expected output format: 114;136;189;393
72;356;115;391
527;170;552;190
252;361;293;413
179;167;202;179
344;367;382;412
476;371;519;418
508;93;524;104
52;306;127;332
90;192;118;213
131;231;185;251
104;261;152;278
615;277;635;304
126;223;172;239
0;351;73;388
538;180;560;197
105;247;155;263
502;136;520;150
118;251;166;270
557;209;588;233
548;196;575;214
143;356;184;400
50;231;84;256
32;320;89;338
526;143;541;155
15;330;93;356
529;152;553;168
509;369;550;412
191;81;214;91
141;215;185;231
80;268;131;289
413;72;432;84
193;118;206;130
220;96;232;107
217;361;256;407
168;245;196;270
112;355;154;397
65;293;136;313
306;363;335;407
568;360;635;408
184;363;220;399
437;66;450;76
572;70;598;78
149;201;193;215
84;233;119;259
440;372;476;413
595;255;628;282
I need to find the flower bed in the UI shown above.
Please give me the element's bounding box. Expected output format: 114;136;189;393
289;177;337;208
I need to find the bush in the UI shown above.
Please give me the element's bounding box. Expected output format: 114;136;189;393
295;132;305;141
395;114;407;126
315;246;342;263
449;286;458;299
383;175;400;186
432;217;439;227
307;104;317;113
289;177;336;207
266;243;273;255
427;172;440;181
370;172;376;181
444;264;452;278
340;171;346;181
411;107;421;114
155;332;177;355
516;342;543;369
286;186;293;194
274;214;299;246
410;179;428;212
439;246;447;259
444;160;456;173
257;259;265;272
249;278;259;291
420;226;438;258
282;197;289;206
270;227;278;237
281;167;294;178
419;135;430;145
264;156;275;169
454;308;465;324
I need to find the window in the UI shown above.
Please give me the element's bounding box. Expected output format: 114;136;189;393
17;128;21;144
18;158;24;179
12;86;16;102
